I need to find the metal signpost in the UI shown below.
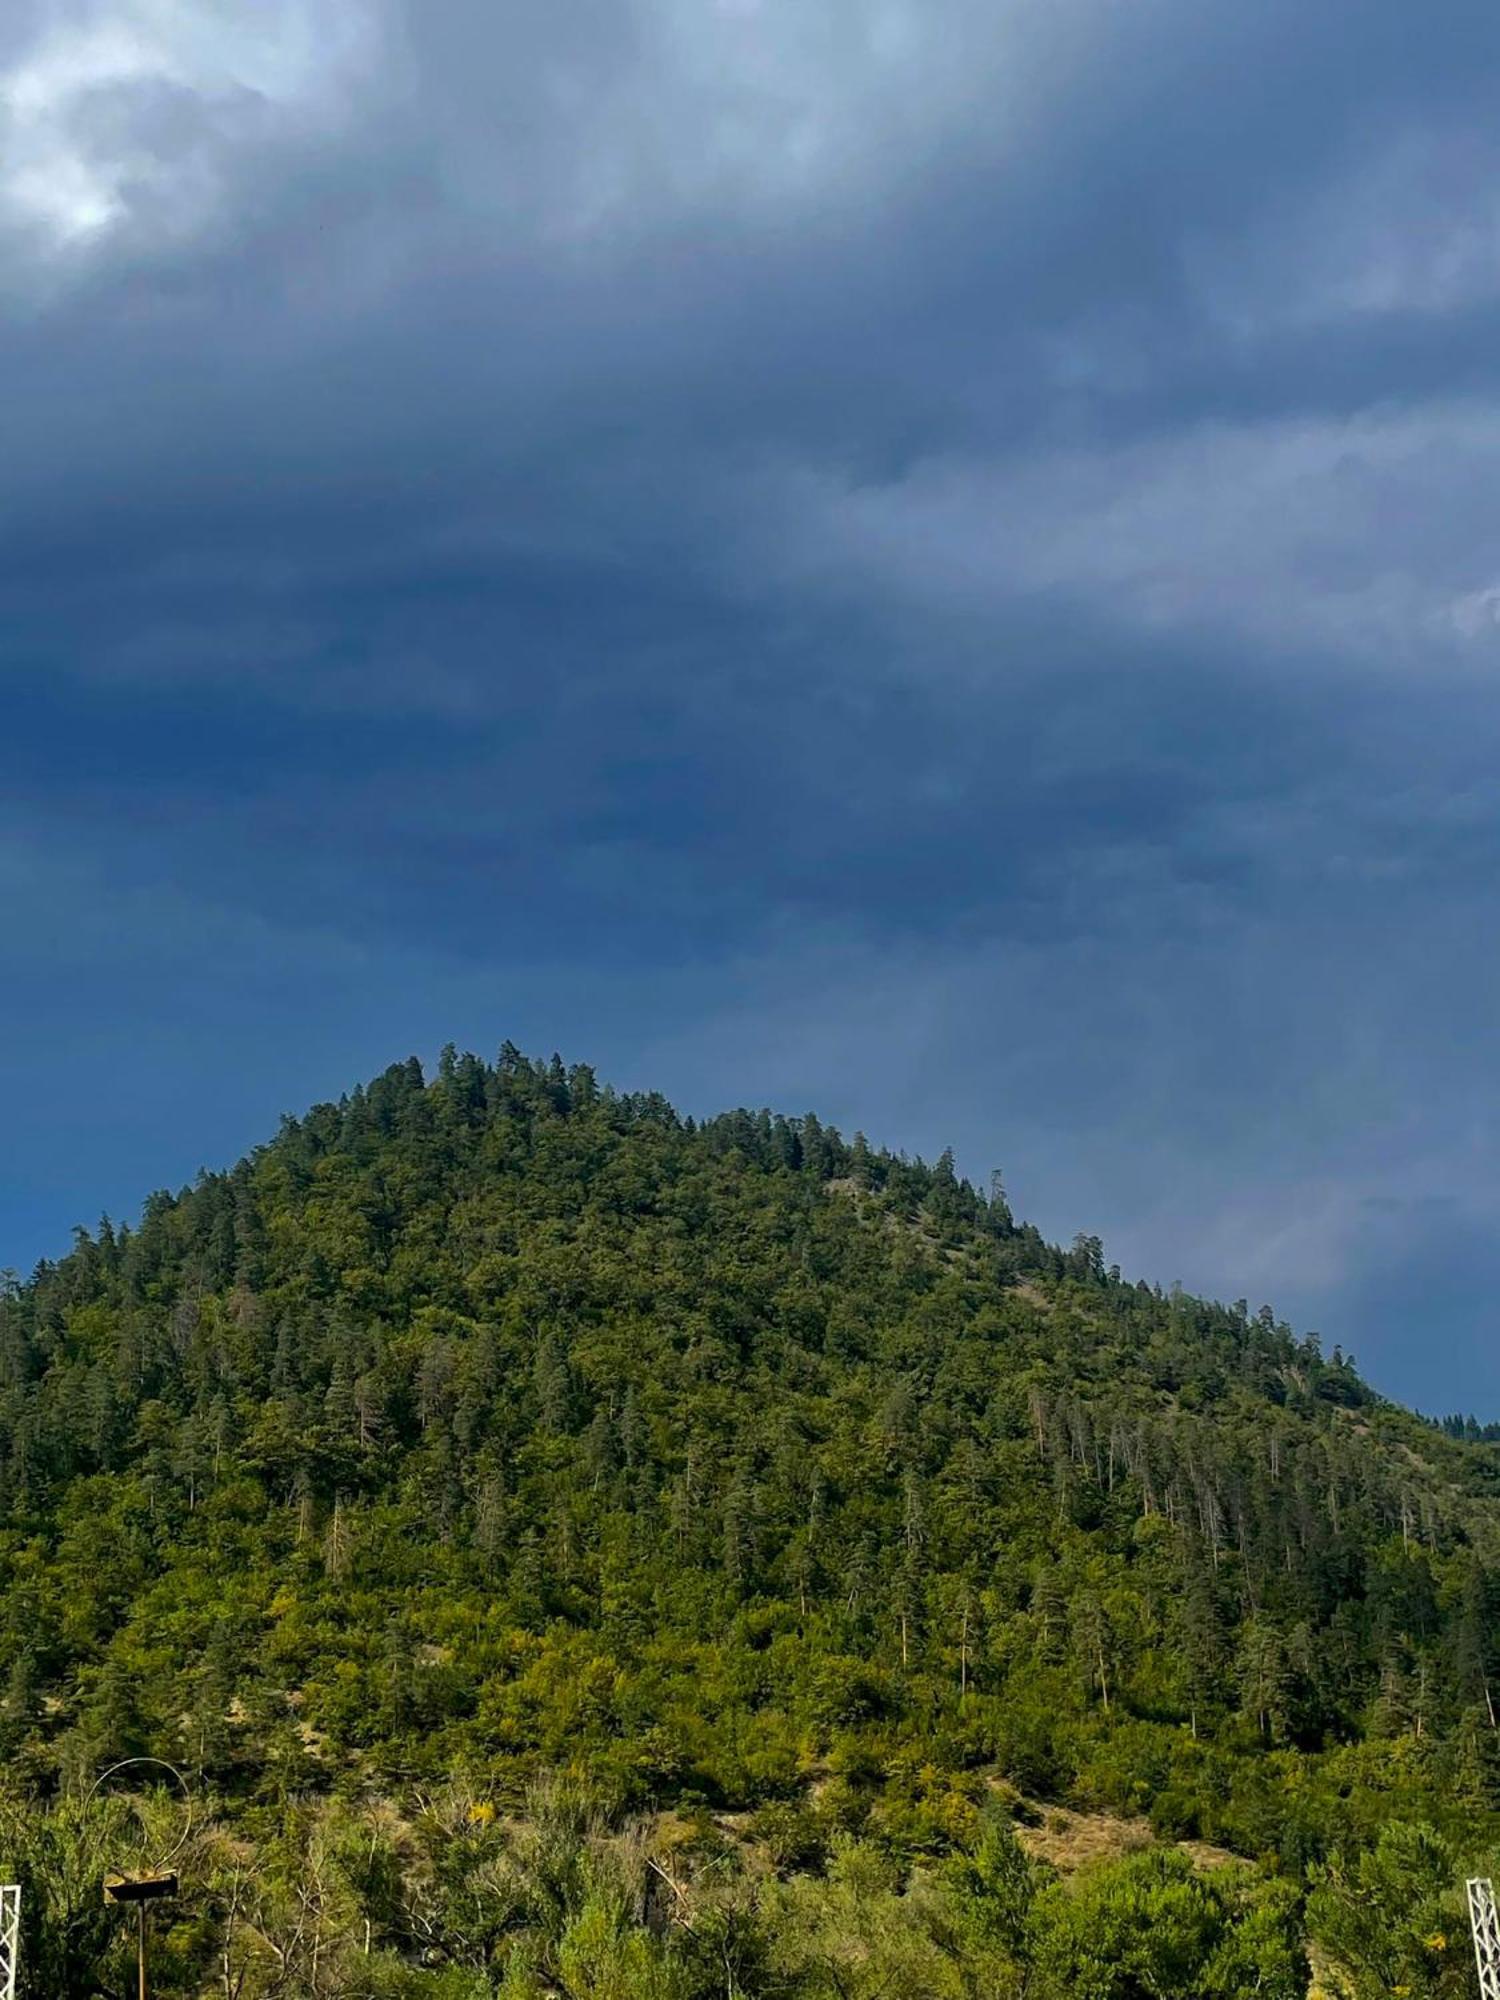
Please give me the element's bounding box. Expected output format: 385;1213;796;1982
1468;1876;1500;2000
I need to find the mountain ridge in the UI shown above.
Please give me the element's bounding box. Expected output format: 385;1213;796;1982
0;1045;1496;1997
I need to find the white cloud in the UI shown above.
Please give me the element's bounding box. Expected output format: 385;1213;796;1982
0;0;1128;278
0;0;383;255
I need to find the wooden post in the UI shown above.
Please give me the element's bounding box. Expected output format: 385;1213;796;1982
103;1873;177;2000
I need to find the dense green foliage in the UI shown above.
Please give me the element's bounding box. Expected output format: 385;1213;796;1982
3;1046;1500;1993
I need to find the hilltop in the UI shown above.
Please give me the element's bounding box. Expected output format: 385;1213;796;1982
0;1047;1496;1997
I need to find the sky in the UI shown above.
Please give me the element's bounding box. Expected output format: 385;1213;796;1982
5;0;1500;1415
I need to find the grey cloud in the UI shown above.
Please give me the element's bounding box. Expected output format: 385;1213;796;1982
6;0;1500;1413
747;403;1500;673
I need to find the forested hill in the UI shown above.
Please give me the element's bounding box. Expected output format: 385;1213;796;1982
3;1047;1500;1998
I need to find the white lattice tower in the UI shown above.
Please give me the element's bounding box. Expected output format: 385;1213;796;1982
1469;1877;1500;2000
0;1884;19;2000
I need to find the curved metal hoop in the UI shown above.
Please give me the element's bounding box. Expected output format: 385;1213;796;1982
81;1758;195;1871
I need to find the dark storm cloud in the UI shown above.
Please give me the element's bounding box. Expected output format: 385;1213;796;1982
6;0;1500;1409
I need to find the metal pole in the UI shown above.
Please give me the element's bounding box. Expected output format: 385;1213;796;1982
1467;1877;1500;2000
0;1885;21;2000
138;1901;147;2000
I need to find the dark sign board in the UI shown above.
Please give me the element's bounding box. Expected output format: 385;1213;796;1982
103;1874;178;1904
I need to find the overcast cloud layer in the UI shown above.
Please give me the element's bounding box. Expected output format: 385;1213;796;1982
6;0;1500;1412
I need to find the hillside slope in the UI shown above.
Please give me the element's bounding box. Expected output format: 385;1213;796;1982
2;1047;1498;1996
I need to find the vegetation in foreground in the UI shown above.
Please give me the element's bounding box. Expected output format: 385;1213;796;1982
2;1046;1500;1994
